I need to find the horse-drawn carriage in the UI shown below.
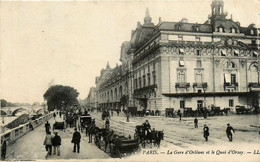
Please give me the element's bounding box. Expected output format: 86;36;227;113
111;137;140;158
134;125;164;148
93;128;140;158
53;121;65;130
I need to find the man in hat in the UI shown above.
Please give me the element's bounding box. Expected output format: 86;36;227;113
72;128;81;153
194;118;198;128
52;132;61;156
226;123;235;142
45;121;51;133
142;120;151;133
203;124;209;141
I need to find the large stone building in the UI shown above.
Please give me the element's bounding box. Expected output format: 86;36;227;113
88;0;259;114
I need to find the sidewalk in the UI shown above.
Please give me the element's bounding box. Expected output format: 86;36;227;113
6;115;110;160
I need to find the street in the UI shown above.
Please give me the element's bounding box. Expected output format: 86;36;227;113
90;111;260;148
5;115;110;160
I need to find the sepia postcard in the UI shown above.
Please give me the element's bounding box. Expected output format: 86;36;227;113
0;0;259;162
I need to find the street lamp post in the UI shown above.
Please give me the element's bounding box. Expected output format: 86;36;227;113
203;84;207;118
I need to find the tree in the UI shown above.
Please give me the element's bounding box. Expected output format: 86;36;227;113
43;85;79;111
120;95;128;111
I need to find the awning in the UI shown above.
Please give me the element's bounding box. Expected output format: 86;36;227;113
224;73;231;83
221;50;226;56
179;61;185;66
179;48;184;53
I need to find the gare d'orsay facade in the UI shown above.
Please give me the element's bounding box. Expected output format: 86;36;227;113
89;0;260;115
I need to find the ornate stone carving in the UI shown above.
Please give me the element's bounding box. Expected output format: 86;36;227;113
240;58;246;68
215;58;221;66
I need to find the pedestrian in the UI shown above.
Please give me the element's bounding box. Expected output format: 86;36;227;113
111;109;113;116
45;121;51;133
52;132;61;156
72;128;81;153
203;124;209;141
194;118;198;128
178;110;182;121
117;109;119;116
43;131;53;156
59;111;62;118
226;123;235;142
105;118;110;130
1;138;7;160
29;119;34;130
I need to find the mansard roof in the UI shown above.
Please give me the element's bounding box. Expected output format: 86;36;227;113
158;22;212;33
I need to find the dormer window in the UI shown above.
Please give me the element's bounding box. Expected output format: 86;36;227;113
196;49;201;56
221;49;226;56
175;24;181;30
219;27;224;32
230;28;236;33
179;48;184;54
179;60;185;67
234;50;239;56
250;29;254;35
253;51;258;57
193;25;200;32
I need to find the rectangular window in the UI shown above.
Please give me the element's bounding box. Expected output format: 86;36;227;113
231;74;236;84
196;60;202;67
180;101;185;109
153;74;156;85
197;100;203;108
229;99;234;107
179;73;185;83
143;76;146;87
196;73;202;83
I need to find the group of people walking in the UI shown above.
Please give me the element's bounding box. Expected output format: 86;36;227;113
194;118;235;142
43;121;62;156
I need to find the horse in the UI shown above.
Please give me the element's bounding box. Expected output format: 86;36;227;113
86;125;99;143
154;130;164;148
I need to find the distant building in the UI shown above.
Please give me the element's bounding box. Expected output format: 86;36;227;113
86;87;97;109
88;0;259;114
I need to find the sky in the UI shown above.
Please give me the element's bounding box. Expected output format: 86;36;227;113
0;0;259;104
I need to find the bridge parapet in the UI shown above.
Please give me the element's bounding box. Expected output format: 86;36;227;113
1;112;54;144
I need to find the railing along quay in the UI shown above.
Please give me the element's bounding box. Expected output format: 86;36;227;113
1;112;54;144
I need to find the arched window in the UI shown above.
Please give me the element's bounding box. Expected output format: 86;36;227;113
110;90;113;101
249;65;258;83
114;88;117;100
231;62;236;68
